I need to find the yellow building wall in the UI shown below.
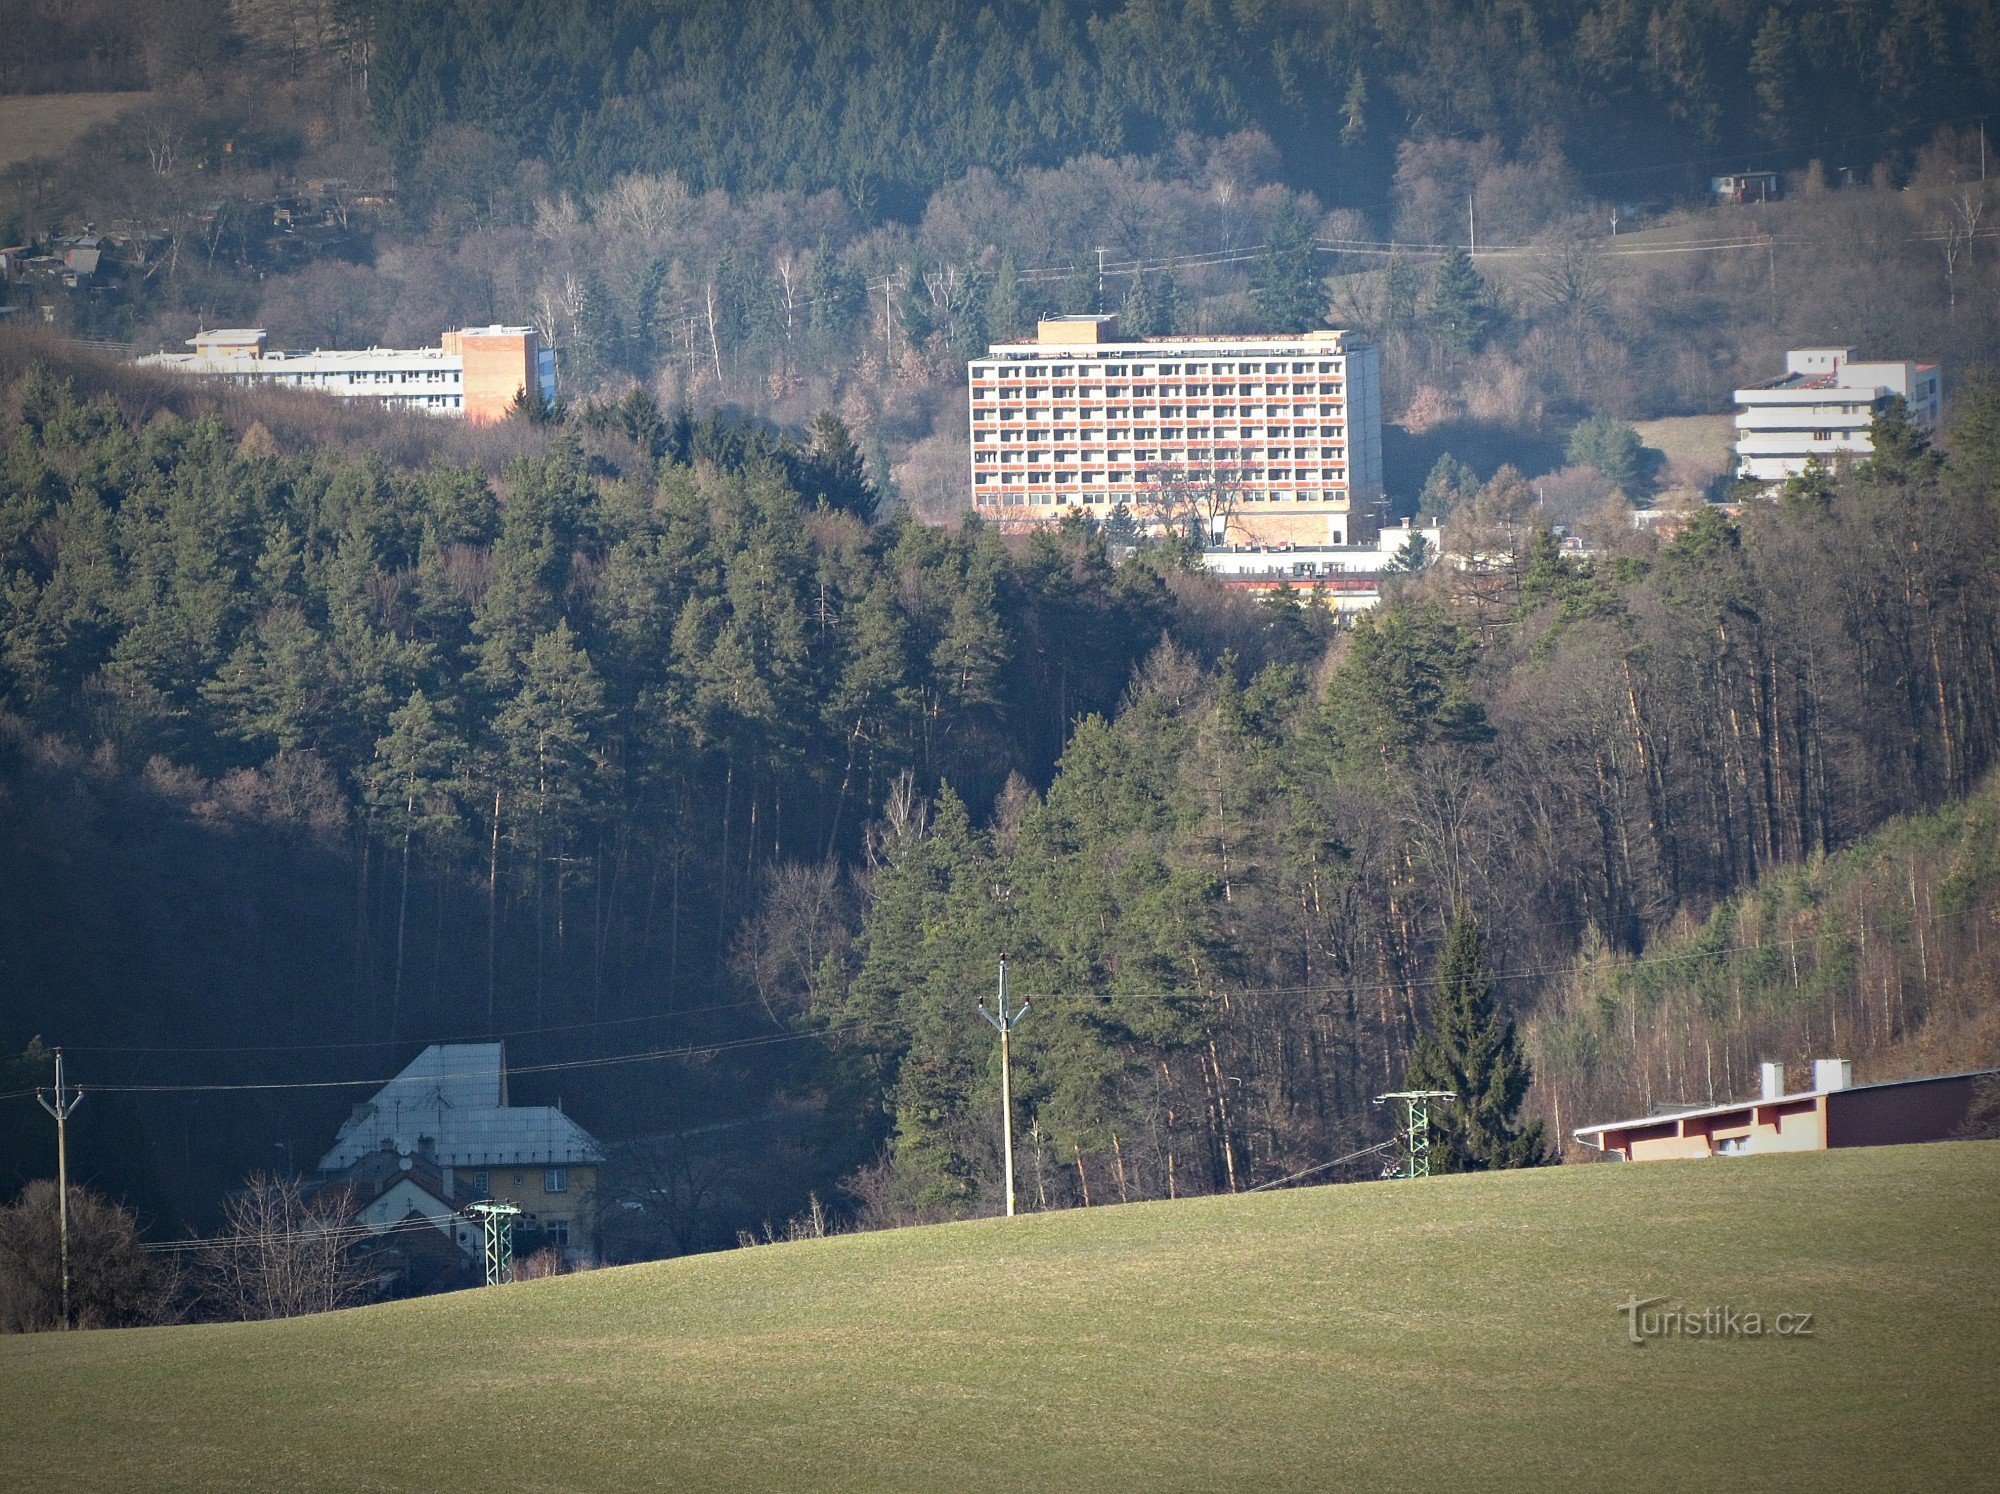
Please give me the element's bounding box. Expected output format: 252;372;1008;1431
471;1163;598;1256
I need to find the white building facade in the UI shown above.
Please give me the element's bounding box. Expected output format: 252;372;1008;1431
969;316;1384;547
139;326;558;423
1733;348;1942;482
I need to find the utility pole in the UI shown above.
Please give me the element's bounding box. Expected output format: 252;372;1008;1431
37;1049;83;1328
1373;1089;1453;1179
977;957;1031;1217
1468;192;1477;256
466;1200;521;1285
1094;246;1106;313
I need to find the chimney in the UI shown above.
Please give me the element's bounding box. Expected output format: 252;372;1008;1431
1813;1059;1852;1093
1760;1062;1787;1100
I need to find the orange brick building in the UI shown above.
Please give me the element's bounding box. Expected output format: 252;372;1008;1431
968;316;1384;547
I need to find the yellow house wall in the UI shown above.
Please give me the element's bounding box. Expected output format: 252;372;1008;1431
471;1163;597;1255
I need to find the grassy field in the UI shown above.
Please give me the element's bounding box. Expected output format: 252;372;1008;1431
0;92;151;173
1;1143;1994;1491
1634;413;1736;482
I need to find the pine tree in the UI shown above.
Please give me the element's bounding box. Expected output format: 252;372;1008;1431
1340;69;1369;147
1749;8;1796;144
1404;916;1545;1170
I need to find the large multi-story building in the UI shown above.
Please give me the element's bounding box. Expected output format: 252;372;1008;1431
1733;348;1942;482
139;324;557;423
968;316;1384;547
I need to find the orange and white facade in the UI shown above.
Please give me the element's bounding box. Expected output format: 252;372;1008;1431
140;325;557;423
969;316;1383;547
1573;1061;1994;1162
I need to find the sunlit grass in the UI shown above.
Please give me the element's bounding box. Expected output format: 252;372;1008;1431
1;1142;1993;1491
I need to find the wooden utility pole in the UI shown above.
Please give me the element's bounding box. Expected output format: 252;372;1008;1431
37;1049;83;1328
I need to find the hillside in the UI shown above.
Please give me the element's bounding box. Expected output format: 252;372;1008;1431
1529;770;2000;1150
2;1142;1995;1490
0;91;149;172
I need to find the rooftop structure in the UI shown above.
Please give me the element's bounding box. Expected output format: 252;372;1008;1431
1733;348;1942;483
137;325;557;423
969;315;1384;547
1198;521;1439;614
317;1042;604;1265
317;1043;603;1173
1574;1060;1994;1161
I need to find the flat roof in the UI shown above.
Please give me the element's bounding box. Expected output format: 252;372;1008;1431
977;332;1362;359
1573;1067;1998;1140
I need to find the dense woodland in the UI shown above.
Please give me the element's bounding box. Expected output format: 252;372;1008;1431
3;1;1999;1262
6;1;2000;517
1;342;1995;1244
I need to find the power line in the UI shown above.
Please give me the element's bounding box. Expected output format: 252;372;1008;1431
64;994;782;1057
61;1019;898;1099
1244;1137;1398;1192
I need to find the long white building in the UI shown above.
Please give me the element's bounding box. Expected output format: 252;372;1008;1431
1733;348;1942;482
139;325;557;424
969;315;1384;547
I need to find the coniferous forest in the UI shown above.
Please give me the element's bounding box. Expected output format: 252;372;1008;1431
2;345;1996;1247
3;0;2000;1268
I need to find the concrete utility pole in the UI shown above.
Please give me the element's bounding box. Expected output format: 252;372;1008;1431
977;958;1031;1217
1373;1089;1454;1178
37;1049;83;1328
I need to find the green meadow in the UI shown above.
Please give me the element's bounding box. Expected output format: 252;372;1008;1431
2;1142;1993;1491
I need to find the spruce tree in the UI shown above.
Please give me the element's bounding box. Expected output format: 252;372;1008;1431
1403;917;1545;1170
1251;195;1326;333
1424;246;1489;360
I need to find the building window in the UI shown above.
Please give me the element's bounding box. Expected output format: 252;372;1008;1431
472;1171;490;1197
1813;430;1832;441
543;1219;570;1247
545;1168;568;1193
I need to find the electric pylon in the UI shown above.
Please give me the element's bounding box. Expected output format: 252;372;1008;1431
467;1200;522;1285
1373;1090;1455;1178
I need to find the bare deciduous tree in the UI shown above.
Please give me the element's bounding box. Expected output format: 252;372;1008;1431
1138;449;1251;544
204;1173;368;1321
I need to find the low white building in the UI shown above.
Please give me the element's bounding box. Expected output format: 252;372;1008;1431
138;325;557;423
1733;348;1942;482
1200;521;1441;613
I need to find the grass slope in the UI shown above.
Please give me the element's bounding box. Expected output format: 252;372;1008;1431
0;93;151;172
3;1143;1995;1491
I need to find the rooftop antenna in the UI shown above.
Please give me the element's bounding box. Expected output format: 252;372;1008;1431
977;957;1031;1216
1373;1089;1454;1178
36;1049;83;1328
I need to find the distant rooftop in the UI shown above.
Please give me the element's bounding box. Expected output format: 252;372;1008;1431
317;1043;604;1172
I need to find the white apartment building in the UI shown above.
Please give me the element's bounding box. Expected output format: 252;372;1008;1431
1734;348;1943;482
138;325;558;424
969;315;1384;548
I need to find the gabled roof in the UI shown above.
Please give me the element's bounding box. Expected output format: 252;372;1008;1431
317;1043;603;1171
